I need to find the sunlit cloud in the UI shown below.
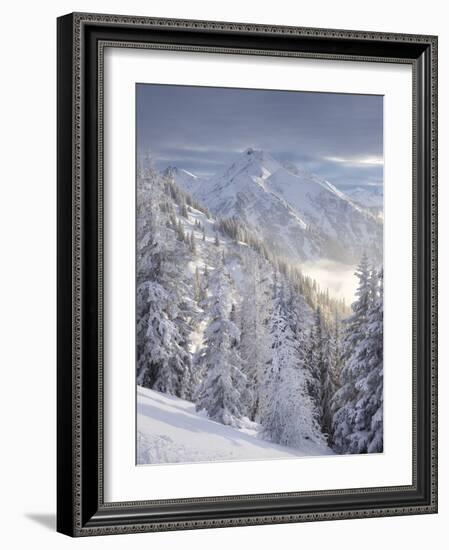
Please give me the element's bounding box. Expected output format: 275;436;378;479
324;155;384;167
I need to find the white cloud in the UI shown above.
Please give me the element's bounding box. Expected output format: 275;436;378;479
324;155;384;167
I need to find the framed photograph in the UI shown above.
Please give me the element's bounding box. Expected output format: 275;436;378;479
57;12;438;536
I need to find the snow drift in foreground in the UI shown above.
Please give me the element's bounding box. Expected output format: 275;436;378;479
137;386;333;465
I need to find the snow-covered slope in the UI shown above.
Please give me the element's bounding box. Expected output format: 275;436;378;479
137;386;332;464
136;169;348;463
136;162;382;462
343;186;384;220
344;185;383;208
266;166;381;260
177;149;382;264
164;166;201;195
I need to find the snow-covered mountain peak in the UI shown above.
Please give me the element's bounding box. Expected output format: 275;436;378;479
243;147;269;159
219;148;280;182
171;149;383;264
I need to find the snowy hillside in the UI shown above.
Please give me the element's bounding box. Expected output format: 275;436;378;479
344;186;383;220
137;386;332;464
164;166;200;195
344;185;383;208
136;160;384;463
173;148;382;264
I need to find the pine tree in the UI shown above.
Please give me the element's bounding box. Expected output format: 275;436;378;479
193;266;201;302
189;232;196;254
239;254;272;420
331;255;383;453
176;219;185;241
307;307;335;440
306;309;323;419
137;281;192;396
180;201;189;218
195;267;249;426
364;267;383;452
260;276;326;449
327;310;343;433
136;166;194;399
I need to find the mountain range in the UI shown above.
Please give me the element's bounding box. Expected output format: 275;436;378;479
165;148;383;264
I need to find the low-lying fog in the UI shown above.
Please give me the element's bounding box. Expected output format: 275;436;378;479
300;259;359;306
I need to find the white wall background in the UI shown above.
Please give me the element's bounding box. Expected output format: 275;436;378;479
0;1;446;548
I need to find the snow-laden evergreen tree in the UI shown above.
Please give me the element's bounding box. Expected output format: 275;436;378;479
260;274;326;449
180;201;189;218
195;265;250;426
363;267;383;452
329;311;343;387
193;266;203;302
136;161;194;399
306;307;336;440
326;310;343;445
189;232;196;254
331;255;383;453
239;251;272;421
306;308;323;419
137;281;192;396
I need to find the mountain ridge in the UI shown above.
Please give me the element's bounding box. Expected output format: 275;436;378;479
170;148;383;264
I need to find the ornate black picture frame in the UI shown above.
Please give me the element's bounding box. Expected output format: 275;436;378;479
57;12;438;537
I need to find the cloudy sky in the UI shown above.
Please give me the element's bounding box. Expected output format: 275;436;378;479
136;84;383;188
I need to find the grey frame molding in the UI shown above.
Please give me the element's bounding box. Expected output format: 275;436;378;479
57;12;438;537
